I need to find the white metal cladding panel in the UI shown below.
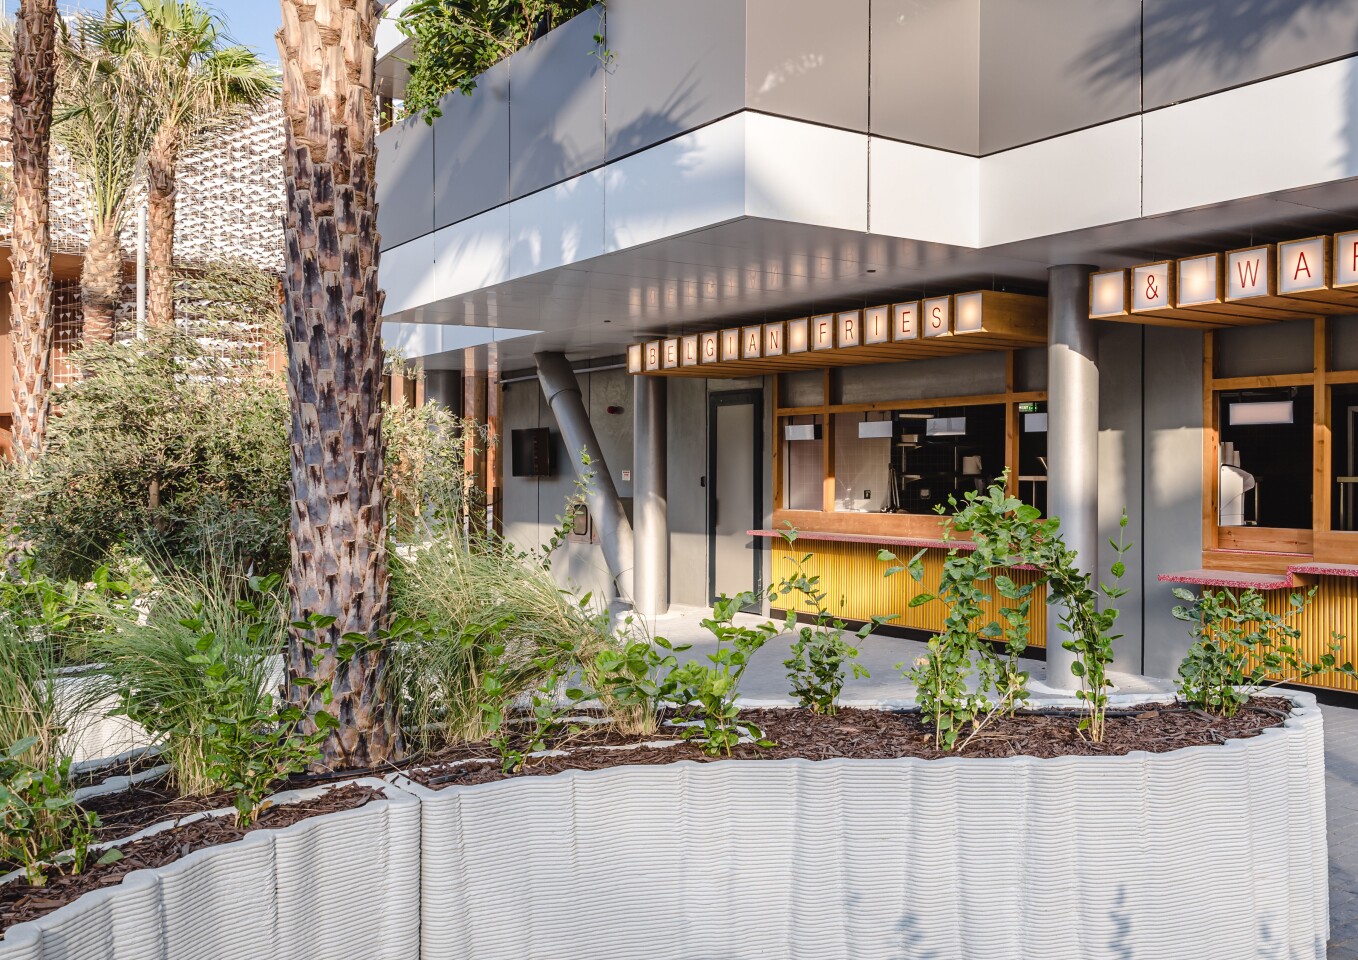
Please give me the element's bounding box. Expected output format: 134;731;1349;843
508;169;605;278
413;695;1327;960
1143;58;1358;217
375;0;414;61
380;232;439;316
744;112;868;232
603;113;747;253
869;136;979;247
980;115;1143;247
432;205;512;301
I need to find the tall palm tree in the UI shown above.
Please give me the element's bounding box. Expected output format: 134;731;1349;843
7;0;59;461
110;1;276;330
277;0;401;768
53;17;159;346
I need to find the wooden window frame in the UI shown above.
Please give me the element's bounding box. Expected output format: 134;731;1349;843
1203;318;1358;570
771;351;1046;540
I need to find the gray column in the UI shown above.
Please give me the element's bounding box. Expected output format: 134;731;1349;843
534;352;635;604
633;374;669;617
1045;264;1099;691
424;369;461;412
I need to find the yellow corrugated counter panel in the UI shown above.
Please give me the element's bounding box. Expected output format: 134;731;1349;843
1260;577;1358;694
770;540;1048;650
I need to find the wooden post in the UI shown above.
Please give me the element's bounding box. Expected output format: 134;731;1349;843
464;346;488;535
1315;317;1331;534
821;368;835;512
485;345;502;534
1005;350;1019;497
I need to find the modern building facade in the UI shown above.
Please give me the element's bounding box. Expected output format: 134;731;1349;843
375;0;1358;692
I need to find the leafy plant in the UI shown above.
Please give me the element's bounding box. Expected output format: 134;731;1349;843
882;481;1040;751
663;593;777;757
1173;587;1356;717
773;526;876;715
483;632;587;773
1038;510;1132;742
0;737;120;886
395;0;603;123
96;568;287;797
591;628;688;738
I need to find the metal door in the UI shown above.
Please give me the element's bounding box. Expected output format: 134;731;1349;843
708;389;763;608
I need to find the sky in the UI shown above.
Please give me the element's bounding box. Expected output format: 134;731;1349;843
6;0;286;63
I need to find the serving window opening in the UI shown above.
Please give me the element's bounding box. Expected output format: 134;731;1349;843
1216;386;1313;531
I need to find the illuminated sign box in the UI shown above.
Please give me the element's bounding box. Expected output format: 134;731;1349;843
699;331;720;363
863;305;890;345
681;335;699;366
741;325;762;360
1090;270;1128;318
721;328;741;361
922;297;951;337
626;343;643;373
644;342;661;371
1131;262;1172;312
1336;231;1358;289
1176;254;1222;307
663;339;679;369
892;302;919;341
786;318;809;354
811;314;835;351
1278;237;1328;295
1225;246;1274;301
836;310;862;348
764;322;785;357
953;292;984;333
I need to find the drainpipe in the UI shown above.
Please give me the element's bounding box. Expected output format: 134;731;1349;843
535;351;635;604
633;374;668;616
1045;264;1099;692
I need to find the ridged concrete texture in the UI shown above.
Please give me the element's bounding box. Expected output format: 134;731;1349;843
408;694;1327;960
0;779;419;960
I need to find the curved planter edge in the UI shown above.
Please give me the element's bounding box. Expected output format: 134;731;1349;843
0;693;1329;960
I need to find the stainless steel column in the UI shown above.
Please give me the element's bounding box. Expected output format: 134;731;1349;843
424;370;461;412
535;352;635;603
633;374;669;616
1046;265;1099;691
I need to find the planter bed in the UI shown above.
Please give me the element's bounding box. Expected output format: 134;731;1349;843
401;693;1325;960
0;693;1329;960
0;779;420;960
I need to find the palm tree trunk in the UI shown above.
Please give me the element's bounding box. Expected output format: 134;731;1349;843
146;126;178;329
277;0;401;768
80;223;121;345
7;0;59;462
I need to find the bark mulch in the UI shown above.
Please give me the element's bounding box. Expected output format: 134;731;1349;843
406;698;1293;789
0;784;380;933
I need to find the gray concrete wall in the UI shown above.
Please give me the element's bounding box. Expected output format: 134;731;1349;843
1140;328;1205;678
836;353;1006;404
1215;318;1314;378
1096;324;1145;674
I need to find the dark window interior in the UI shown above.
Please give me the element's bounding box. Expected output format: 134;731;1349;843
1217;387;1313;530
886;404;1006;515
1332;384;1358;532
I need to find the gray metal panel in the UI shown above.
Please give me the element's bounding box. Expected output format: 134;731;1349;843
1215;318;1314;378
509;7;606;199
979;0;1141;154
1097;324;1144;674
1331;314;1358;370
1143;0;1358;109
433;60;510;230
870;0;979;155
837;353;1005;405
501;380;548;555
604;0;746;161
745;0;868;132
1141;327;1205;679
376;115;435;249
587;369;635;500
666;376;709;607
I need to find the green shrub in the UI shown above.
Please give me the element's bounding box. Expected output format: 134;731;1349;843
95;568;286;797
663;593;777;756
0;331;291;580
590;624;688;738
0;738;118;885
384;400;486;536
773;526;876;715
1173;586;1355;717
390;530;605;749
882;483;1040;751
